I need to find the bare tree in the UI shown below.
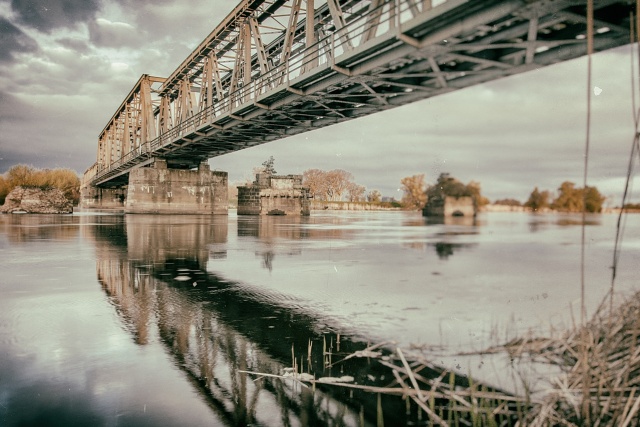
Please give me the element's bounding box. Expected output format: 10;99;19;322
303;168;328;199
303;168;360;201
367;189;382;203
325;169;353;201
347;182;366;202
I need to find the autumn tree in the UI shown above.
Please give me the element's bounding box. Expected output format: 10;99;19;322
466;181;490;207
303;168;359;201
346;182;366;202
302;168;328;199
400;174;427;210
7;164;38;187
552;181;582;212
583;186;606;213
44;168;81;203
524;187;550;212
423;173;488;208
524;182;605;213
0;175;9;205
551;181;605;213
426;173;469;199
367;189;382;203
325;169;353;201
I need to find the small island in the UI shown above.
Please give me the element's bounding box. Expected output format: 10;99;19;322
0;166;79;214
0;186;73;214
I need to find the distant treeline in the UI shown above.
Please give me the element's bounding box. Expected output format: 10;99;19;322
496;182;606;213
239;157;612;213
0;165;80;205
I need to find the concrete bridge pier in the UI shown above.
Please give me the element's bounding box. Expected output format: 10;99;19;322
80;185;126;209
125;159;228;214
238;173;310;216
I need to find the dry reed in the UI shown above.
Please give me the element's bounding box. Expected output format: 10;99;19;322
242;340;530;426
239;291;640;425
502;290;640;426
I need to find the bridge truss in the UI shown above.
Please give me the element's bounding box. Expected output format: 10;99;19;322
85;0;634;186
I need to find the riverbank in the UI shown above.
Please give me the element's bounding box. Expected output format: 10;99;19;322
310;200;401;211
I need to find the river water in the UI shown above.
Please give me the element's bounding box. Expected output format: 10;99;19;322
0;210;638;425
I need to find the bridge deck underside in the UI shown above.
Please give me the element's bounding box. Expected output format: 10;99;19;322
92;0;632;187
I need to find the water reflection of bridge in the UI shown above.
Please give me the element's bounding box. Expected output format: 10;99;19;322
87;214;431;425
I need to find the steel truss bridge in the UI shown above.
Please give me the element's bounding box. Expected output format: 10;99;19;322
84;0;635;187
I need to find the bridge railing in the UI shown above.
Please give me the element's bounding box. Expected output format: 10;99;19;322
82;162;98;186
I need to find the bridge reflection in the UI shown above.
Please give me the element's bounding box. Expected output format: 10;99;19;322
87;214;432;425
237;215;360;271
1;214;81;243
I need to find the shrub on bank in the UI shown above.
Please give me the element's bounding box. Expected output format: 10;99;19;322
0;165;80;205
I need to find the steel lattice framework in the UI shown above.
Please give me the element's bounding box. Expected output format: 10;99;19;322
85;0;634;187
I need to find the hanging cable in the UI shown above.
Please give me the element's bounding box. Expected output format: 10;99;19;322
580;2;594;422
580;0;594;328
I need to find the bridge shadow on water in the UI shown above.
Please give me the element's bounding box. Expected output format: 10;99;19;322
87;214;518;426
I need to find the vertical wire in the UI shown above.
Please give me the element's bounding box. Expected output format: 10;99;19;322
580;1;594;423
580;0;594;327
611;10;640;317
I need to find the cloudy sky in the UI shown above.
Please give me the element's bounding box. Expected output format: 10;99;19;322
0;0;638;203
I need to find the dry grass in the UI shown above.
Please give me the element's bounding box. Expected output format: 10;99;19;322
240;291;640;425
502;290;640;426
242;340;531;426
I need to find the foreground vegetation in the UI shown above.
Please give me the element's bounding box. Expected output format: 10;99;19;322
498;290;640;426
0;165;80;205
250;288;640;426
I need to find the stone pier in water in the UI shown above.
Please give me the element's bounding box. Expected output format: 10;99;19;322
237;173;310;216
81;160;228;214
423;196;476;217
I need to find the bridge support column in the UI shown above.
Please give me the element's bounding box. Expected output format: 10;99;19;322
80;185;126;210
238;173;310;216
125;160;228;214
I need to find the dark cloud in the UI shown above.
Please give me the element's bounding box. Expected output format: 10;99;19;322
10;0;102;33
0;90;102;174
1;39;136;98
0;17;39;62
94;0;238;78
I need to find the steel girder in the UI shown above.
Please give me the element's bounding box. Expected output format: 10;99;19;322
88;0;634;187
